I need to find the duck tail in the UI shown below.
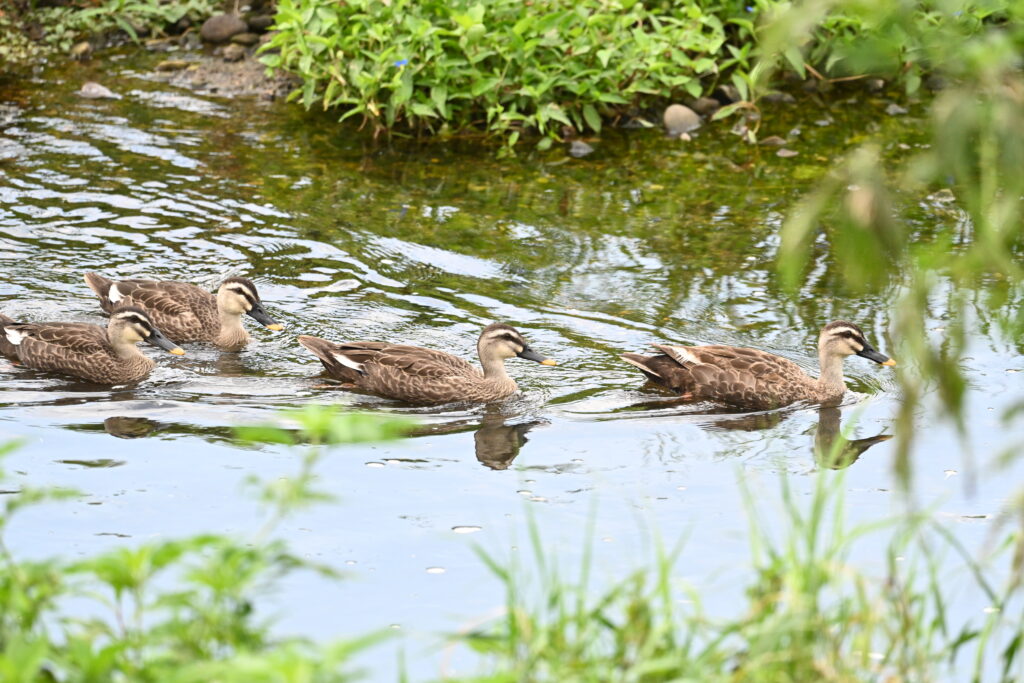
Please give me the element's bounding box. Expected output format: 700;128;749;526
84;273;116;312
620;352;661;378
298;335;366;379
0;313;21;359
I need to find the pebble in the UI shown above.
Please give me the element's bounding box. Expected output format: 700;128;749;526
70;41;92;60
865;78;886;92
885;103;908;116
714;84;741;103
663;103;701;137
690;96;720;116
762;91;796;104
758;135;787;147
247;14;275;31
77;82;119;99
776;148;799;158
231;32;260;46
569;140;594;158
155;59;190;72
222;44;247;62
200;13;248;43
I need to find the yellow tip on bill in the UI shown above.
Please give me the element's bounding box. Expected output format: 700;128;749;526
540;358;557;366
169;347;186;356
266;323;284;331
882;358;896;366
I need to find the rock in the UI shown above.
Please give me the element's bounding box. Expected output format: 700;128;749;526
155;59;190;72
663;104;701;137
865;78;886;92
247;14;275;32
758;135;787;147
925;75;947;91
885;103;908;116
200;13;248;43
776;148;799;158
690;96;720;117
77;82;120;99
69;41;92;61
762;91;796;104
714;84;741;103
222;43;247;62
231;32;260;46
569;140;594;158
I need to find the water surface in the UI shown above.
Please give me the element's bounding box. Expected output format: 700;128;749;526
1;53;1022;679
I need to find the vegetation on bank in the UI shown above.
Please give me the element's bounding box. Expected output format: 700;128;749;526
0;0;217;67
260;0;1016;144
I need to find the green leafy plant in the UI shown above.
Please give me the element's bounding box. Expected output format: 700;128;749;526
261;0;739;146
455;472;1024;681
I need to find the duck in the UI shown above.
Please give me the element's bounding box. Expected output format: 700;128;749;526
0;306;184;384
297;323;556;404
620;320;896;410
84;273;282;351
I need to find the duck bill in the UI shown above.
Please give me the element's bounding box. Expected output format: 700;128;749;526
247;302;283;330
857;346;895;366
517;347;556;365
146;328;185;356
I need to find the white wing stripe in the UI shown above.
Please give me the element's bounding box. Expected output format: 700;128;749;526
5;328;25;345
108;284;123;303
332;353;365;372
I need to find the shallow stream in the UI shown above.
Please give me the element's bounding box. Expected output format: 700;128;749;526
1;51;1022;679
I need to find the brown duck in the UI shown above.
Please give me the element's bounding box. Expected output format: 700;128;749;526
297;323;556;404
621;321;896;410
0;306;184;384
84;273;282;351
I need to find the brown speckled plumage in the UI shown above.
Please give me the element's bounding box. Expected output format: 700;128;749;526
0;306;182;384
84;273;281;351
621;321;895;410
298;323;555;404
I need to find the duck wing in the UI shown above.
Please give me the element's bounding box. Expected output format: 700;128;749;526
4;322;109;375
105;280;216;341
653;344;809;408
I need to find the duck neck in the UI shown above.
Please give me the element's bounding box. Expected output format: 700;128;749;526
816;348;847;395
216;309;249;349
480;354;512;381
108;330;144;360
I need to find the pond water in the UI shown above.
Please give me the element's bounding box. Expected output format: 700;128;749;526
1;52;1022;679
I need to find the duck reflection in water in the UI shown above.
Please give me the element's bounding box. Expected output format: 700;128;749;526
473;410;539;470
407;408;541;470
813;406;892;469
697;405;891;469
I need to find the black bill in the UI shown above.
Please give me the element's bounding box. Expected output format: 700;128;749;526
856;345;896;366
516;346;557;366
146;327;185;355
247;301;283;331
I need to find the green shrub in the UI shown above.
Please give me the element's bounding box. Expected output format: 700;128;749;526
261;0;748;146
0;0;219;68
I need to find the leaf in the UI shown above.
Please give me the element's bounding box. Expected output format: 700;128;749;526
582;103;601;133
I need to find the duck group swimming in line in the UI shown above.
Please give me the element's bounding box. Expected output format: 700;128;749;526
0;274;896;410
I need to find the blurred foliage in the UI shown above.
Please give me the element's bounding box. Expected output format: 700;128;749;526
0;0;217;68
760;0;1024;480
0;406;409;681
456;473;1024;681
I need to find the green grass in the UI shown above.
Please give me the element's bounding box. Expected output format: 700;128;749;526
454;472;1024;682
